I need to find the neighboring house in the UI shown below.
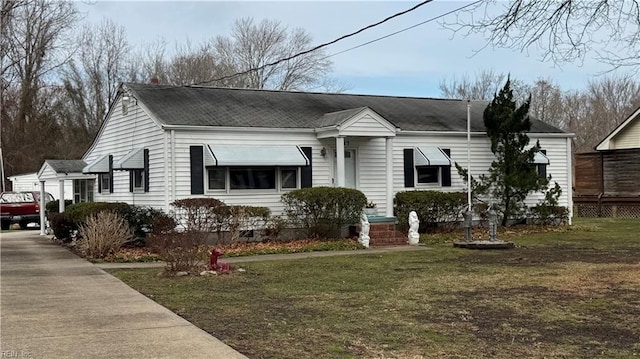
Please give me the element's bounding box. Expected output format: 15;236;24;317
38;83;573;222
7;172;73;201
574;107;640;217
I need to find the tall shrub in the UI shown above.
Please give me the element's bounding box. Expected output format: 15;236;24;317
78;211;133;259
282;187;367;238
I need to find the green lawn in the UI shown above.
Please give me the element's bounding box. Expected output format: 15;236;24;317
109;218;640;358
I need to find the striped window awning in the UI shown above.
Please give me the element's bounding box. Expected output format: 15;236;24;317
205;145;310;166
114;148;145;170
82;154;110;174
534;151;550;165
414;147;452;167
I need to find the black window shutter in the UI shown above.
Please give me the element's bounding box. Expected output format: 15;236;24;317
403;148;414;188
97;174;102;194
108;155;114;193
441;148;452;187
301;146;312;188
144;149;150;192
190;146;204;194
129;171;134;192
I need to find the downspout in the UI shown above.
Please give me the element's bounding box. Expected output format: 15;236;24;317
164;130;170;213
171;130;176;203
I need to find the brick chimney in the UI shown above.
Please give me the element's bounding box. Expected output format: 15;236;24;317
150;77;159;85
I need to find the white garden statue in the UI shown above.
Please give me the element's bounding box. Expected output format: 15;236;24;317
408;211;420;245
358;212;370;248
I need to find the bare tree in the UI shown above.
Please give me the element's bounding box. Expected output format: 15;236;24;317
211;17;333;90
62;18;130;140
438;70;528;102
1;0;78;178
164;41;239;86
129;37;169;84
580;76;640;151
524;78;565;129
445;1;640;72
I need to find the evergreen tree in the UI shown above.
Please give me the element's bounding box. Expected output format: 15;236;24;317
459;78;550;225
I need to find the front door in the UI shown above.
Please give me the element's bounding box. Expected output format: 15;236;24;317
334;149;357;188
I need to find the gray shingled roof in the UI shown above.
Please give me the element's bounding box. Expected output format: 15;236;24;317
45;160;87;174
125;83;564;133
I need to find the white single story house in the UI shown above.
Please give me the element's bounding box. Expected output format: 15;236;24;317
36;82;574;232
7;172;73;201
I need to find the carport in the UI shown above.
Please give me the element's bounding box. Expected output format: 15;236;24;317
36;160;91;235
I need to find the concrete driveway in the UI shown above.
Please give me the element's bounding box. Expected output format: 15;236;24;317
0;231;248;359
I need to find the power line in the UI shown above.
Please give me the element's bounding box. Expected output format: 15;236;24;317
190;0;434;87
322;0;483;60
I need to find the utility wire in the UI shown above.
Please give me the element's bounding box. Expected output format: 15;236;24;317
190;0;434;87
322;0;483;60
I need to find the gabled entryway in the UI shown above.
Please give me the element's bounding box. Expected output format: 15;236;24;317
315;107;398;216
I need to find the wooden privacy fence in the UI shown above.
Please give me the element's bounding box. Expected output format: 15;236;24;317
574;196;640;218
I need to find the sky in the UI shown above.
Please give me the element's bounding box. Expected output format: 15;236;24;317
75;1;621;98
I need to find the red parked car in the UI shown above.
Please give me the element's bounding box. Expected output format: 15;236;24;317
0;191;55;230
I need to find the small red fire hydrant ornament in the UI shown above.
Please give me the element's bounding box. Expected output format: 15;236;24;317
209;249;231;273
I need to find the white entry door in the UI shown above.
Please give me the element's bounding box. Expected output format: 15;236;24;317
334;149;357;188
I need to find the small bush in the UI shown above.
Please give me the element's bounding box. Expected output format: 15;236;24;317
171;198;227;232
262;215;289;242
78;211;134;259
48;212;76;241
224;205;271;243
149;212;178;235
46;200;73;214
119;205;167;239
529;182;569;226
282;187;367;238
147;231;208;274
394;191;466;232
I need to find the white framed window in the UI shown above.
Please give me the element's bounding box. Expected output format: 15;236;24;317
132;169;145;192
207;168;226;190
74;179;94;203
206;167;300;191
280;168;298;189
416;166;440;184
99;173;110;192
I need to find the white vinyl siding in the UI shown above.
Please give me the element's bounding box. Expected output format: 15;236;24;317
340;113;396;137
172;130;330;215
392;134;572;210
84;97;165;208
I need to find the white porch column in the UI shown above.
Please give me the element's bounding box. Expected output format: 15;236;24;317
39;180;46;236
385;137;394;217
566;137;573;225
58;179;66;212
335;136;345;187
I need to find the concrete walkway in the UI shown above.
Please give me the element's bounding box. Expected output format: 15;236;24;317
0;231;248;359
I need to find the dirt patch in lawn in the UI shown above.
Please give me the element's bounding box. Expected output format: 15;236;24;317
463;245;640;266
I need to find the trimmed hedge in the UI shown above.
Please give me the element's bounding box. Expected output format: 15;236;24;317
53;202;168;241
65;202;131;224
46;200;73;213
394;191;466;232
282;187;367;239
